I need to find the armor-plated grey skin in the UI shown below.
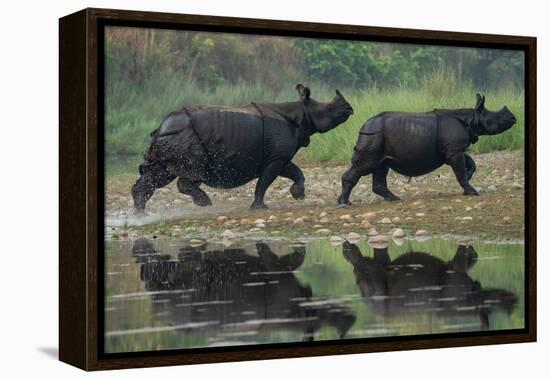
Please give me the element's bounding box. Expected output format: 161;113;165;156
132;84;353;211
133;240;356;342
342;242;517;330
337;94;516;206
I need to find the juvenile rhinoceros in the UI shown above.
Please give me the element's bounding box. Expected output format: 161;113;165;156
337;94;516;207
342;242;517;329
132;84;353;211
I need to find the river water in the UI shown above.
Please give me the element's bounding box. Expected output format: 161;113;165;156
104;236;524;353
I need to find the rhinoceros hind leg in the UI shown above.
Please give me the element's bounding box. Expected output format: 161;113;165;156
177;177;212;207
372;165;400;201
132;162;176;211
464;154;476;181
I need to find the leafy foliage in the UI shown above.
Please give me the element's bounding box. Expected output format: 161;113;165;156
104;27;525;161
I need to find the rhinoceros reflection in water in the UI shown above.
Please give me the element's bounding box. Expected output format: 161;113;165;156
342;241;517;330
132;238;356;344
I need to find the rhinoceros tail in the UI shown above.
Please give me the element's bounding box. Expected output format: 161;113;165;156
141;128;160;163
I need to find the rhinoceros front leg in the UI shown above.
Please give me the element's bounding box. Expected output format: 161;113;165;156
337;167;362;207
280;161;305;200
449;152;479;196
251;160;286;210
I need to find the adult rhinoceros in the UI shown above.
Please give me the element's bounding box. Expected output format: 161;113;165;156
132;84;353;211
337;94;516;207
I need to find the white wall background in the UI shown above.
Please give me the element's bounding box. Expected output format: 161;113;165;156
0;0;546;377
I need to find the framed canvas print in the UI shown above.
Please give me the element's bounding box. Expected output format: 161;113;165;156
59;8;537;371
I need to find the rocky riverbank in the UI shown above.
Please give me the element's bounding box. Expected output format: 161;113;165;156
106;150;525;241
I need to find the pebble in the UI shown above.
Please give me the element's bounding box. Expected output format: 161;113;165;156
240;218;251;226
320;212;327;218
488;185;497;191
342;223;351;228
315;228;331;235
347;232;362;241
503;216;512;222
392;228;405;238
368;235;390;249
360;212;377;220
457;238;473;246
320;217;330;224
216;216;228;223
313;224;323;229
340;214;354;222
380;217;392;224
466;206;473;211
462;216;473;221
293;217;305;225
393;237;405;246
360;219;372;228
268;215;278;221
256;223;266;228
189;239;205;246
367;227;379;236
441;206;453;211
254;219;266;224
249;227;262;232
415;229;428;236
391;216;401;223
416;213;425;217
221;230;236;240
330;236;344;244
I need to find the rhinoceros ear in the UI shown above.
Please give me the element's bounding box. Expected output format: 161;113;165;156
296;84;311;103
475;93;485;111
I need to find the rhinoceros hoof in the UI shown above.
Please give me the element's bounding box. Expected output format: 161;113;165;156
336;203;351;209
133;207;146;216
290;184;305;200
250;201;269;210
463;189;479;196
193;197;213;207
384;195;400;202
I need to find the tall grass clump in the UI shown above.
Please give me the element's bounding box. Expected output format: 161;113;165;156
105;72;335;157
300;81;524;163
106;71;524;166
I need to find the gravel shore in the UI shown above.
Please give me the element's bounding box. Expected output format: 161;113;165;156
105;150;525;241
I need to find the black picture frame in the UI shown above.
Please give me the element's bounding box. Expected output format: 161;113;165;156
59;7;537;371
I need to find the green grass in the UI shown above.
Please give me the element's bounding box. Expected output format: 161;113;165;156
300;86;524;163
105;71;524;165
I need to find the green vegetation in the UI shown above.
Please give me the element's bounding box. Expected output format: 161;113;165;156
105;26;525;166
